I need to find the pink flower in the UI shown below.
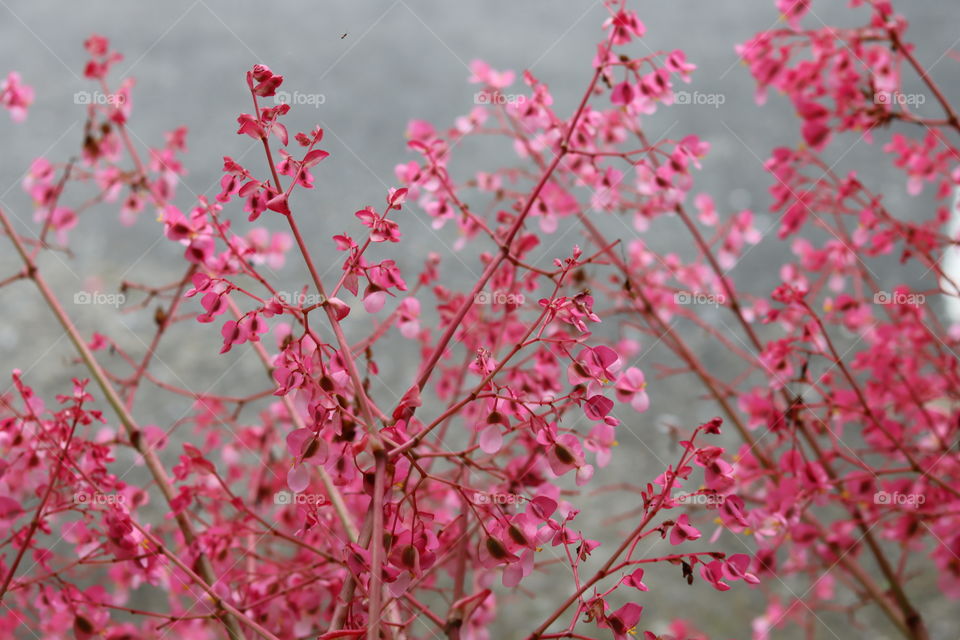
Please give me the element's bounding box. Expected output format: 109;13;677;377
34;207;77;244
670;513;702;545
700;559;731;591
598;602;644;640
777;0;811;28
362;286;387;313
568;345;621;391
694;446;735;492
614;366;649;412
272;365;305;396
611;81;637;107
367;260;407;292
584;422;616;467
356;206;401;243
603;9;646;44
82;35;122;79
0;72;34;122
694;193;718;226
219;313;268;354
245;228;292;270
249;64;283;97
237;113;265;140
665;50;697;79
266;193;291;215
621;567;649;591
84;35;109;57
724;553;760;585
468;60;515;89
396;297;421;338
287;464;309;493
196;290;228;323
719;495;750;530
546;433;584;477
583;394;614;421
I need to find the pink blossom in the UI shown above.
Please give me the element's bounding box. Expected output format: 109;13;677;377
614;366;650;412
468;60;515;89
670;513;702;545
0;71;34;122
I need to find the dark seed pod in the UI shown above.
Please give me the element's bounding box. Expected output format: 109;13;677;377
74;615;95;634
340;419;357;442
554;443;576;465
486;537;510;561
507;525;528;547
401;544;418;570
303;437;321;459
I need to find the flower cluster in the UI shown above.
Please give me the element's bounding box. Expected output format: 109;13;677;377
1;1;958;639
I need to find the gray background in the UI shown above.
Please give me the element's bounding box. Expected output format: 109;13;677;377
1;1;959;638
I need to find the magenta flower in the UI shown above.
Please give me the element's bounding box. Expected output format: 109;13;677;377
468;59;515;89
0;71;33;122
598;602;644;639
585;422;617;468
568;345;621;391
670;513;702;545
614;366;650;412
621;567;649;591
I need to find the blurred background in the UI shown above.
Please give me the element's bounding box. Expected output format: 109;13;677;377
1;1;959;637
